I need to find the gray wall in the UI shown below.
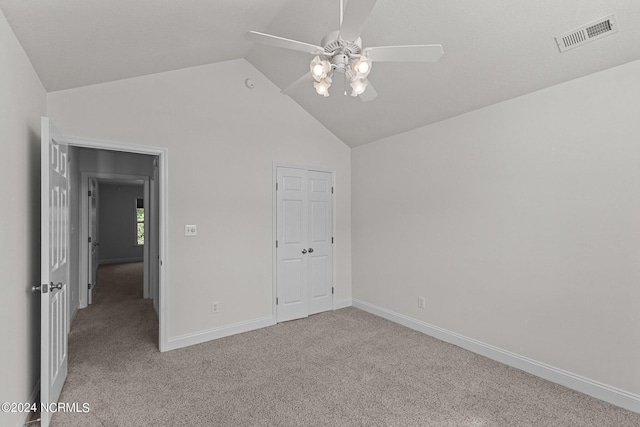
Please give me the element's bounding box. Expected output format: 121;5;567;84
352;59;640;396
98;183;144;264
78;147;155;176
0;9;46;427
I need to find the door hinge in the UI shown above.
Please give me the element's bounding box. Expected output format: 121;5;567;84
332;287;334;294
275;240;278;248
88;190;92;197
88;283;91;289
331;187;334;194
332;237;334;244
88;236;92;243
276;297;278;305
276;183;278;191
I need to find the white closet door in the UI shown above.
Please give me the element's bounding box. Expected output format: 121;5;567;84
276;167;309;322
307;171;333;315
276;167;333;322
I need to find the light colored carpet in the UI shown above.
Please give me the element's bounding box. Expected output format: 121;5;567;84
49;262;640;426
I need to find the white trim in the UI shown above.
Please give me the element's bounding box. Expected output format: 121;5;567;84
271;166;277;321
99;257;144;265
142;182;149;299
273;162;336;174
330;172;337;311
17;380;40;427
334;298;352;310
149;163;160;317
272;163;337;323
79;176;89;309
65;136;166;156
352;299;640;414
63;132;170;353
166;316;275;351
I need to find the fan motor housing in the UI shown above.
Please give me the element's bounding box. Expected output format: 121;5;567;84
321;30;362;58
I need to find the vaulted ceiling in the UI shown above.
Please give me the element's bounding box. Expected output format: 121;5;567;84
2;0;640;147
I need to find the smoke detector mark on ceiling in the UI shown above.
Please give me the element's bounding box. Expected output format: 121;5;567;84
555;14;618;53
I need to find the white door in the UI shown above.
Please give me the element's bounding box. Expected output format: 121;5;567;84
276;167;333;322
88;178;98;304
39;117;69;427
307;171;333;315
276;168;309;322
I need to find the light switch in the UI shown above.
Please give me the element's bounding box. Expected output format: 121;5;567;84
185;225;197;236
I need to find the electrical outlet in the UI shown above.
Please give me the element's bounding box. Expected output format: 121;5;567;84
211;301;219;313
185;225;197;236
418;296;426;309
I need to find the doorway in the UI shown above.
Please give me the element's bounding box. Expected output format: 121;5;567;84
64;136;168;350
274;165;335;323
79;172;155;311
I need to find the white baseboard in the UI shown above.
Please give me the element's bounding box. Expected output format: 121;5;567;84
99;258;143;265
352;298;640;414
17;380;40;427
167;301;354;352
166;315;275;351
334;298;352;309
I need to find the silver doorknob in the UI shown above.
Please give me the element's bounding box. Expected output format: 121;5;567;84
32;284;41;293
50;282;63;291
301;249;307;254
308;248;314;253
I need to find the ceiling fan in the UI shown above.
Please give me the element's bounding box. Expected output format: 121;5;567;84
245;0;443;101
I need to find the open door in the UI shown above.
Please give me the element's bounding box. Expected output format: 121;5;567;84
38;117;69;427
88;178;99;304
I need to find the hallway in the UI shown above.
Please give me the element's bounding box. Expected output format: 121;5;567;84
51;263;157;426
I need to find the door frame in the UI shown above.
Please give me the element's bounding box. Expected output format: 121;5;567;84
272;163;336;322
79;172;150;308
67;136;170;352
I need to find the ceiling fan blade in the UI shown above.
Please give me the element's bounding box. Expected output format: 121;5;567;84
339;0;378;41
281;73;314;96
245;31;325;55
359;79;377;102
364;44;444;62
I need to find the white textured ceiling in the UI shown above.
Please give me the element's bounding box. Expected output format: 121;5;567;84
2;0;640;147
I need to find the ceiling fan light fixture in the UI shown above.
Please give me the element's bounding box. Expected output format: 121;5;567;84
351;55;372;79
350;78;367;97
314;78;331;97
247;0;444;103
310;56;331;82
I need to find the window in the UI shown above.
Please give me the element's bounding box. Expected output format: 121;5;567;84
136;198;144;245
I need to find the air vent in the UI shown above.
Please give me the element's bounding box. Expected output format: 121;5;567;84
555;14;618;52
